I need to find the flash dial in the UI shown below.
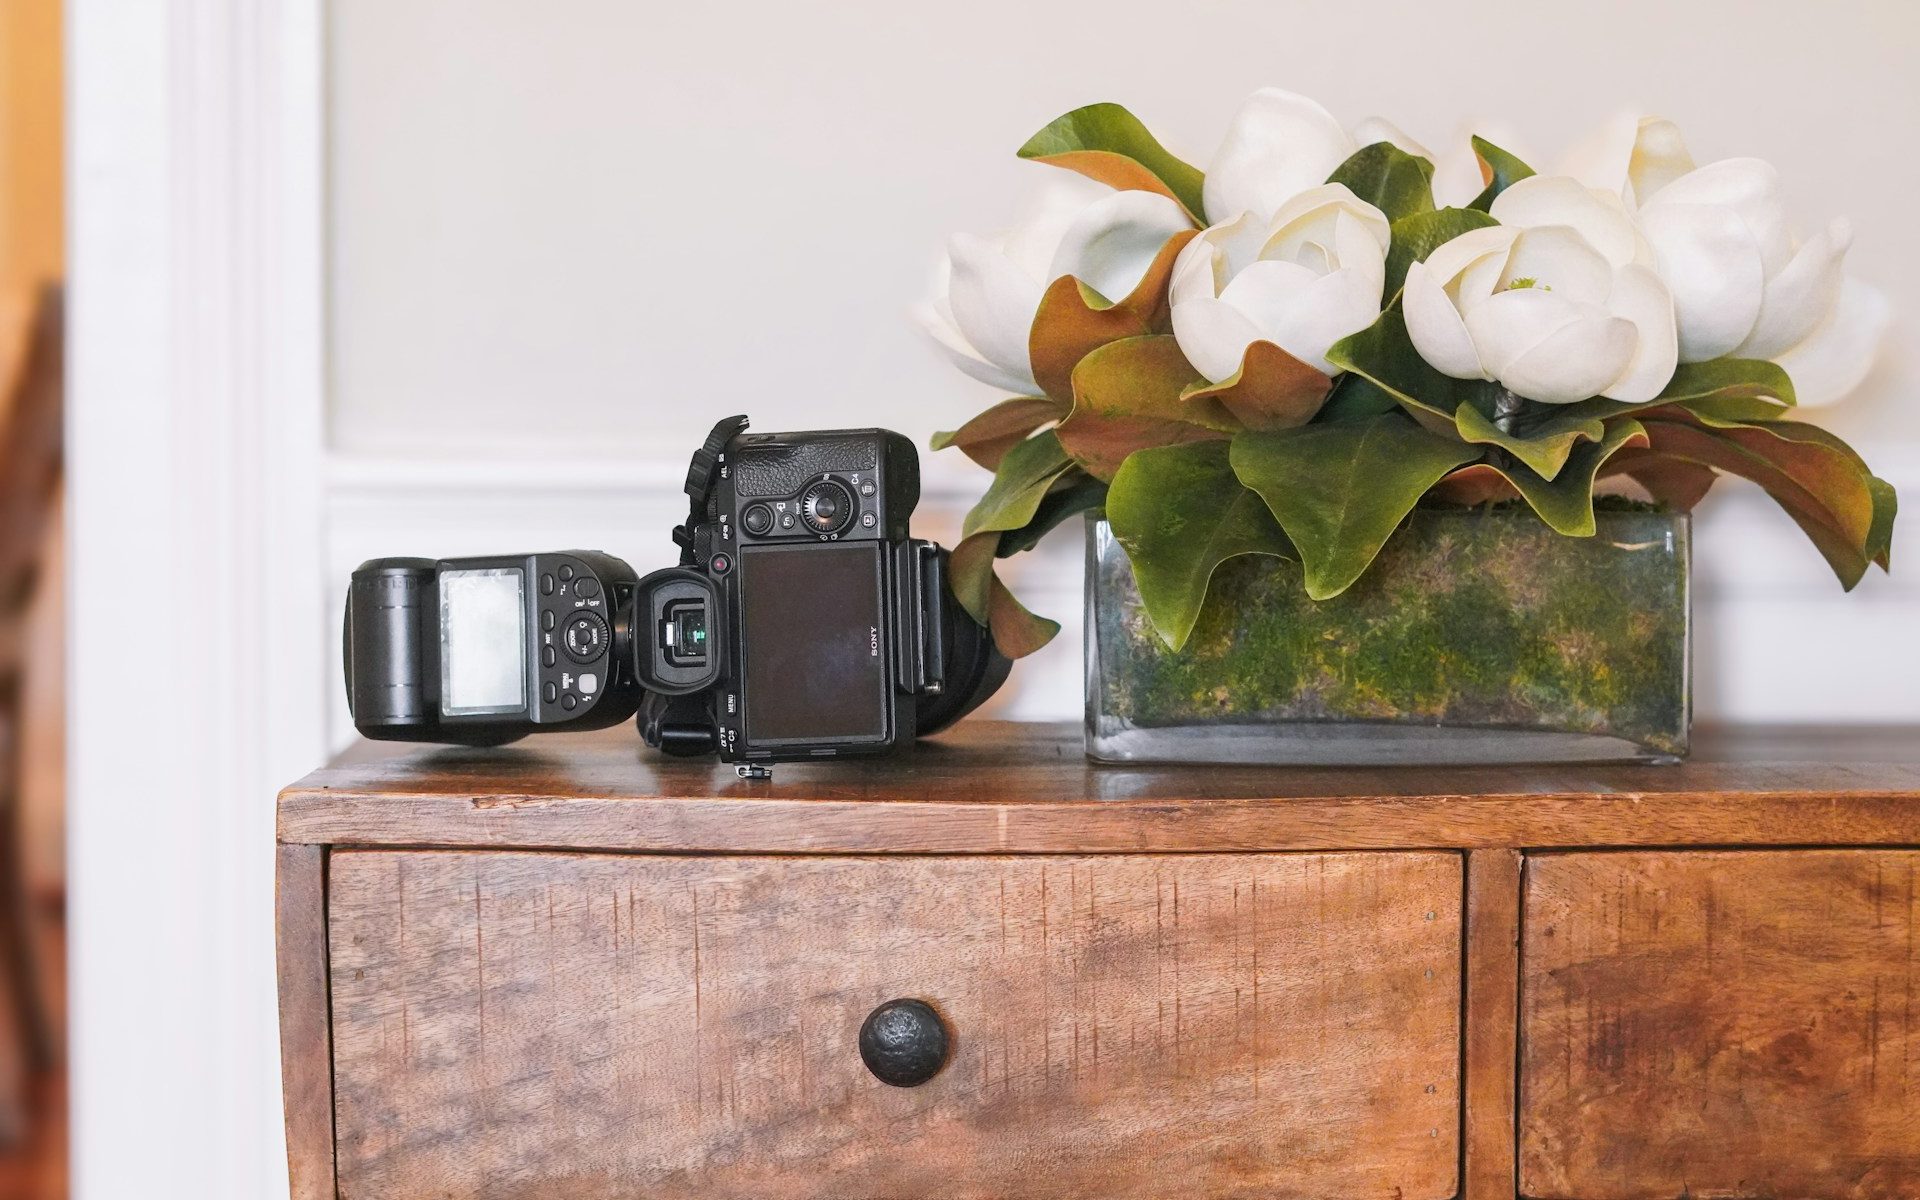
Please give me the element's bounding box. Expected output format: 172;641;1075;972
800;479;855;535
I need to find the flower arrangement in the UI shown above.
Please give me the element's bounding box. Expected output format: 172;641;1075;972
916;89;1895;656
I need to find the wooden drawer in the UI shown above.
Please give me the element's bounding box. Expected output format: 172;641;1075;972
326;850;1462;1199
1519;850;1920;1199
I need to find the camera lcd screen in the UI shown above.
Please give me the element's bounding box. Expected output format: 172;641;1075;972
740;543;886;744
439;567;527;716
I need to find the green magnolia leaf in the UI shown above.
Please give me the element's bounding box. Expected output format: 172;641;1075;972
1468;136;1536;211
1107;440;1296;650
947;530;1060;658
1230;414;1480;600
931;396;1068;471
996;471;1108;556
1028;230;1194;401
1056;335;1237;481
1325;301;1502;429
1383;206;1500;297
1563;358;1798;426
1480;420;1651;536
960;430;1072;539
1454;402;1605;481
1867;477;1897;571
1327;142;1435;223
1018;102;1207;222
946;530;1000;623
1314;373;1402;423
1639;412;1881;588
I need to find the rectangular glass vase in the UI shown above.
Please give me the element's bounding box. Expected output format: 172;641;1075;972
1085;508;1690;765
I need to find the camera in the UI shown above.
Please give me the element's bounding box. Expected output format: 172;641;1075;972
342;416;1010;766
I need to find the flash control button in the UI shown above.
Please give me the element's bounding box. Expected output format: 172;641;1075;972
558;564;574;582
562;612;608;663
561;693;578;711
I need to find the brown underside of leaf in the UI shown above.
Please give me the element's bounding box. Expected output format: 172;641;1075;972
1027;150;1199;221
1640;414;1877;587
1028;230;1195;402
1056;335;1236;482
1597;448;1719;512
1429;462;1521;506
986;575;1060;658
1179;340;1333;432
931;396;1068;471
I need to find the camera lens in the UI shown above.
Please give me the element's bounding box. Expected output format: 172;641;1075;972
800;479;855;535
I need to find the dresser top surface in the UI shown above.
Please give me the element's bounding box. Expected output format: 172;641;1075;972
278;722;1920;853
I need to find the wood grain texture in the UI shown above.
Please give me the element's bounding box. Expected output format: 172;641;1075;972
1520;851;1920;1199
279;723;1920;854
328;850;1462;1200
1464;848;1521;1200
276;843;335;1200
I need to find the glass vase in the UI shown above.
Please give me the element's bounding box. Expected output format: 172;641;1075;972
1085;507;1690;765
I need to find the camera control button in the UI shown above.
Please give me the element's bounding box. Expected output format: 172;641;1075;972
779;514;795;530
579;672;598;695
561;693;578;711
801;479;855;535
542;645;556;668
861;512;876;528
563;612;608;662
710;553;731;575
543;682;557;704
573;577;600;599
540;573;555;596
860;481;875;496
542;610;555;632
742;504;774;535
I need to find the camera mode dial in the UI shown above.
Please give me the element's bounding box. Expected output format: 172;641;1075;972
562;611;609;664
800;479;855;536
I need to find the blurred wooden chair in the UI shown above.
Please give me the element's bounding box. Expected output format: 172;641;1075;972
0;286;62;1144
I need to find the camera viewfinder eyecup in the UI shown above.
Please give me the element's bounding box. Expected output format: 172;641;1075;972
634;567;722;695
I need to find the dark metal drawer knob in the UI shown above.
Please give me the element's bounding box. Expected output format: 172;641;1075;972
858;998;949;1087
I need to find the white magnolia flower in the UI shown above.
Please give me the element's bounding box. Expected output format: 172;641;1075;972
1204;89;1361;225
1565;115;1889;405
1170;183;1390;380
1403;175;1678;405
914;175;1192;394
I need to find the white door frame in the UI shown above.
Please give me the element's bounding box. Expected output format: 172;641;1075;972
67;3;326;1197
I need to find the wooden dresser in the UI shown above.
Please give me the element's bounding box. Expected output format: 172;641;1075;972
277;722;1920;1200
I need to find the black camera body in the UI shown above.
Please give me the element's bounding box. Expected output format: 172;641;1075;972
342;417;1009;765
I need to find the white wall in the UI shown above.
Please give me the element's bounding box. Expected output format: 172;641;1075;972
61;6;1920;1200
328;0;1920;726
